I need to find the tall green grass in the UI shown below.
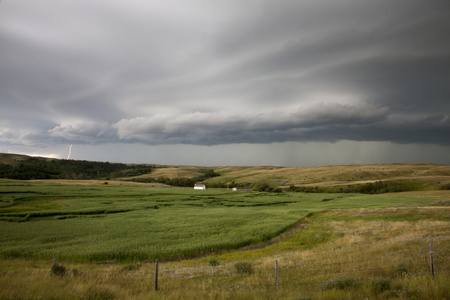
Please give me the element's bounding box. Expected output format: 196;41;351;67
0;180;439;262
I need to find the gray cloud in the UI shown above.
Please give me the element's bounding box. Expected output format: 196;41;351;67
41;100;448;147
112;101;390;143
1;0;449;165
48;121;117;143
44;101;390;145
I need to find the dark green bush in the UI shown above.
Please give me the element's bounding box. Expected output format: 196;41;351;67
51;264;67;276
343;180;421;194
440;183;450;190
209;258;219;267
256;183;270;192
288;185;324;193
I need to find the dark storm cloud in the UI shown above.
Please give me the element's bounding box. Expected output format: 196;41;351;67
310;54;450;113
111;101;390;145
1;0;449;161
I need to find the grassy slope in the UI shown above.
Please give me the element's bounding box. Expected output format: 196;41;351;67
122;162;450;190
0;153;38;166
2;153;450;189
209;163;450;189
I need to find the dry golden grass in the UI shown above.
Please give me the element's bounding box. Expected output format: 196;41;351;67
208;163;450;189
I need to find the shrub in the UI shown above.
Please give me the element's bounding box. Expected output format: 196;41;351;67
256;183;270;192
234;262;253;274
321;276;358;290
440;183;450;190
343;180;420;194
209;258;219;267
51;263;67;276
288;185;324;193
370;278;391;295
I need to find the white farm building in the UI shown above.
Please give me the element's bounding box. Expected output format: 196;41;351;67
194;183;206;190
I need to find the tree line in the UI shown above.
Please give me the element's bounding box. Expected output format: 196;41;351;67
129;169;221;187
288;180;420;194
0;157;153;180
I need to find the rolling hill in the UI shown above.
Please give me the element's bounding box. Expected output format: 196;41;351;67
1;152;450;192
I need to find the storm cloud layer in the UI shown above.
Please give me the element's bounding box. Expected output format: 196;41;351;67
1;0;449;165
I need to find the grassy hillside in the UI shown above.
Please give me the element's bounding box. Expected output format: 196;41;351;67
2;153;450;191
0;153;50;166
208;163;450;190
118;161;450;191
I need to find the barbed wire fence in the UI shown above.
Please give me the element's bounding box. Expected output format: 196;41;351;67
49;242;449;296
150;242;449;293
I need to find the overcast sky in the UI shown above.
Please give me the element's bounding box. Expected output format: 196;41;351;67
1;0;449;166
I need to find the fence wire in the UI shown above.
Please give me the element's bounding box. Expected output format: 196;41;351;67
151;245;450;293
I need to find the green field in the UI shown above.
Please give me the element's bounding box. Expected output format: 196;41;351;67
1;156;449;298
0;179;439;263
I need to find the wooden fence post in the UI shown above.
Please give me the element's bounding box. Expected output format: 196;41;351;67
52;253;56;268
155;259;159;291
429;242;434;277
275;260;279;291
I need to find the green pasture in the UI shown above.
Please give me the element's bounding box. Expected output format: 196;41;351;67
0;180;438;262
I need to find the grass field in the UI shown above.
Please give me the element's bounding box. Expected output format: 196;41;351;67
1;172;449;299
0;201;448;299
1;180;440;263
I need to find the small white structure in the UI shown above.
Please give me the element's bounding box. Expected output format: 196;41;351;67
194;183;206;190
